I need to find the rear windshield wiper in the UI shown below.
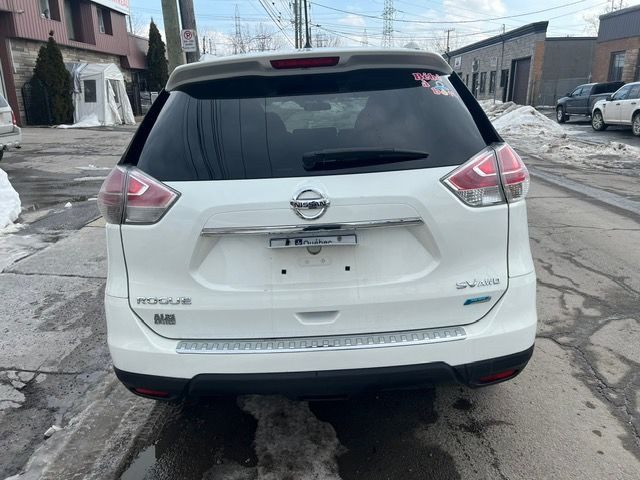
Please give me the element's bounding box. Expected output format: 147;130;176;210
302;148;430;171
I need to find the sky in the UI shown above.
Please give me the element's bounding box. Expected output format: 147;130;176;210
127;0;640;54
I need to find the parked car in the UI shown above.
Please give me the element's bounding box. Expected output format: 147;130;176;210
0;93;21;161
98;49;537;401
591;82;640;136
555;81;624;123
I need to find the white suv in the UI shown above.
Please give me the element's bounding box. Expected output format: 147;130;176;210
0;93;21;161
99;49;537;400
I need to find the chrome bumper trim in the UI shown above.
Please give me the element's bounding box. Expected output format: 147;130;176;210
176;326;466;354
200;217;424;236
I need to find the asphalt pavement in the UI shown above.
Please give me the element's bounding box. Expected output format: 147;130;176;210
0;126;638;480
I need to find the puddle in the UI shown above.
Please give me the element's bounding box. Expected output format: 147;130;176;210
118;398;257;480
121;446;156;480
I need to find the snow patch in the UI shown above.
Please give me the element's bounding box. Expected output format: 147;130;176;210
73;176;108;182
76;164;111;171
0;166;21;230
237;396;343;480
57;114;101;129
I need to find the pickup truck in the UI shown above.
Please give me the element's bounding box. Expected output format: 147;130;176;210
555;81;624;123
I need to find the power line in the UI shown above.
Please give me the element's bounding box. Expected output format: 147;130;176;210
255;0;296;46
311;0;590;24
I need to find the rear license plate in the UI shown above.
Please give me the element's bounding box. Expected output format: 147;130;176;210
269;233;357;249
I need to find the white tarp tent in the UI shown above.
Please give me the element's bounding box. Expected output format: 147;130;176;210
67;63;135;127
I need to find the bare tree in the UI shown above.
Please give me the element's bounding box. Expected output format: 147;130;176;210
127;13;151;37
249;23;284;52
583;1;628;35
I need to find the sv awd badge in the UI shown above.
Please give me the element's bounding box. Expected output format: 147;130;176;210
456;278;500;289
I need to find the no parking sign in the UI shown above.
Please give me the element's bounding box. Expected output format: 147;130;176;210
181;29;197;52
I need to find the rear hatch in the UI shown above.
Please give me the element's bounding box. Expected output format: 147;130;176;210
118;65;509;340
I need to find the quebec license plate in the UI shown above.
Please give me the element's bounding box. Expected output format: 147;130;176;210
269;233;357;249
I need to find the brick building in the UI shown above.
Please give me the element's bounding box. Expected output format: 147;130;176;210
592;4;640;84
446;22;596;106
0;0;148;125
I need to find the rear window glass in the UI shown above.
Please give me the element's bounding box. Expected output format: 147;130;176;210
0;95;8;108
124;69;488;181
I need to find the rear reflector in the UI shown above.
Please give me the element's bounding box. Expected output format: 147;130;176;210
97;166;180;224
270;56;339;69
442;143;529;207
478;369;518;383
133;387;170;398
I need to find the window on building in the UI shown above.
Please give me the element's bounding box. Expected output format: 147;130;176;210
479;72;487;94
39;0;61;20
97;7;113;35
489;71;496;94
608;51;625;82
500;69;509;88
84;80;97;103
64;0;94;43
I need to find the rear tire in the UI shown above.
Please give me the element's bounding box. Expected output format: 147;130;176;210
556;106;567;123
0;149;3;162
592;110;607;131
632;113;640;137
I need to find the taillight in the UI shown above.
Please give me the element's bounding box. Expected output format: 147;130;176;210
270;56;339;69
11;110;17;125
97;167;179;224
442;148;503;207
495;144;529;203
442;143;529;207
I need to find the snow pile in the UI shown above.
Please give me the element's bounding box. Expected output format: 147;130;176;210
490;103;566;136
483;102;640;174
0;167;21;230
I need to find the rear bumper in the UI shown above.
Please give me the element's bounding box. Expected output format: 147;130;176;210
106;271;537;396
115;345;534;400
0;127;21;149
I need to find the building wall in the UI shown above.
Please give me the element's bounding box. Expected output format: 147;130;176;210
6;0;129;56
592;37;640;83
450;31;546;104
9;37;126;122
532;38;596;106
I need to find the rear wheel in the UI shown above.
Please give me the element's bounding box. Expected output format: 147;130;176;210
0;149;3;161
556;106;567;123
632;113;640;137
592;110;607;131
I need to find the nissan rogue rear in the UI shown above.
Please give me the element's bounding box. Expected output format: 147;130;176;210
99;49;537;400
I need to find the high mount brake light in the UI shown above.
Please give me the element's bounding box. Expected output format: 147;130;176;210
97;167;179;224
270;57;340;69
442;143;529;207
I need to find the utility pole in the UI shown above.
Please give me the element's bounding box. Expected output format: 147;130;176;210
303;0;311;48
292;0;299;48
382;0;394;48
445;28;454;53
362;27;368;46
178;0;200;63
161;0;184;72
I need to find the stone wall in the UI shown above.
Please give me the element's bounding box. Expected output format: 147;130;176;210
9;38;131;123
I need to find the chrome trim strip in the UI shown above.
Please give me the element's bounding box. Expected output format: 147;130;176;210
200;217;424;236
176;326;466;354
